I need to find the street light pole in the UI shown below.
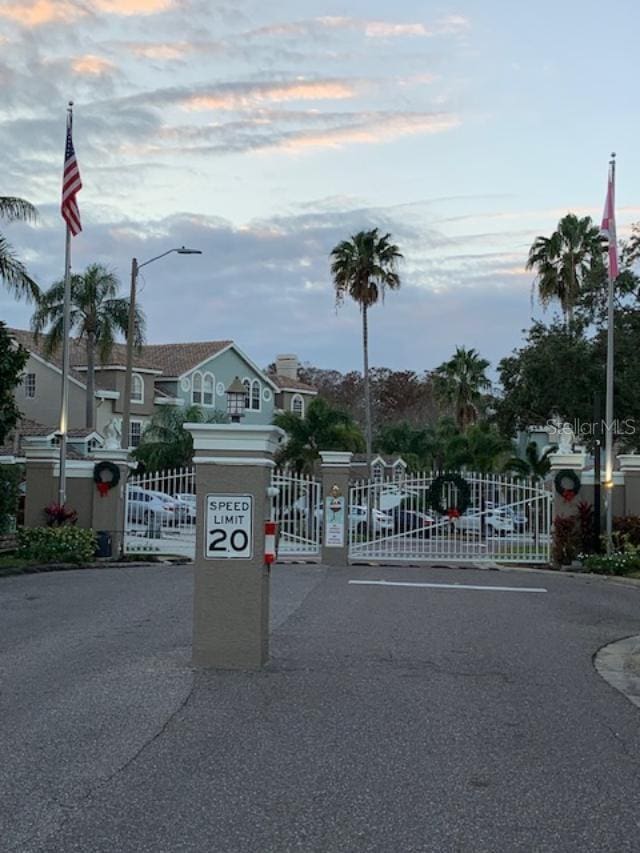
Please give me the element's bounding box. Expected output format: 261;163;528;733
120;247;202;450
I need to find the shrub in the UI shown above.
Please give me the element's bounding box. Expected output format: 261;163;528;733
17;527;97;565
44;502;78;527
551;515;580;566
0;465;22;534
612;516;640;548
576;500;596;554
582;543;640;576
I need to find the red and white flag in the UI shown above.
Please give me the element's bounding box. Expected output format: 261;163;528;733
61;115;82;236
601;161;618;280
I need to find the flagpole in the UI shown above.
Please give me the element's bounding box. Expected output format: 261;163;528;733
58;102;74;506
604;152;616;554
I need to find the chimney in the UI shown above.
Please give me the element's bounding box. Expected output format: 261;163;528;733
275;354;299;380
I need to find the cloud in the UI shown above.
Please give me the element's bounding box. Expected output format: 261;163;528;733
272;112;460;152
180;80;357;111
0;0;173;28
71;54;115;76
244;14;471;42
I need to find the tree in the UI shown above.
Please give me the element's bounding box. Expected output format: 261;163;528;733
0;196;39;301
526;213;606;326
133;405;229;471
274;397;364;473
495;322;599;437
330;229;403;461
31;264;146;430
443;421;511;474
504;441;556;480
432;346;491;429
0;322;28;446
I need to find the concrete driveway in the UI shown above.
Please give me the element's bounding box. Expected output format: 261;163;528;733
2;563;640;852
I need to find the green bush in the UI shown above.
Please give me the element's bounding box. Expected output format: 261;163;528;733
613;516;640;547
551;515;580;565
17;527;97;565
0;465;22;534
581;542;640;576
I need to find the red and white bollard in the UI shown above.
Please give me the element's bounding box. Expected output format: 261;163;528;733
264;521;277;566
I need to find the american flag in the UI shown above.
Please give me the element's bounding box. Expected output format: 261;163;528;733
61;116;82;236
601;160;618;281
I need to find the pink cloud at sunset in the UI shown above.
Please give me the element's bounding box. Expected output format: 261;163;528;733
181;82;357;112
0;0;171;27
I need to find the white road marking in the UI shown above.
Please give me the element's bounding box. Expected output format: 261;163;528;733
348;580;547;593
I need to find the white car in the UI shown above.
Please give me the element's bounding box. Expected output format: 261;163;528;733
453;507;515;536
127;487;187;526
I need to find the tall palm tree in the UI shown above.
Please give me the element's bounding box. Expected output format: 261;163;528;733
330;228;402;462
433;346;491;429
0;196;39;301
31;264;146;430
527;213;606;326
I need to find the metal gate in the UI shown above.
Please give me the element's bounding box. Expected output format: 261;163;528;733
124;466;196;558
348;472;552;564
271;469;321;558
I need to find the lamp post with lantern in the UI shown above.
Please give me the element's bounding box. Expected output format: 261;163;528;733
225;376;247;423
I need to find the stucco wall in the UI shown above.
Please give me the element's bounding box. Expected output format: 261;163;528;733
176;348;276;426
18;355;86;430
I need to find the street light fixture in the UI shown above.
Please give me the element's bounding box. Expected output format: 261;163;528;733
226;376;247;424
121;246;202;449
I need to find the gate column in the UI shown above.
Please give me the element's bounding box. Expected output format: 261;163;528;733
320;451;352;567
185;423;284;669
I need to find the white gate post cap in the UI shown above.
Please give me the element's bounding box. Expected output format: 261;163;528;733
548;450;588;471
319;451;353;467
185;423;285;455
618;454;640;472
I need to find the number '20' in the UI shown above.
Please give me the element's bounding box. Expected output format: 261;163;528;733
208;529;249;553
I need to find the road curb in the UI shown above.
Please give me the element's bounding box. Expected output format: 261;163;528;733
594;635;640;710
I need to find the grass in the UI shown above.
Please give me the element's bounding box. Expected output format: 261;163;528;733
0;554;39;576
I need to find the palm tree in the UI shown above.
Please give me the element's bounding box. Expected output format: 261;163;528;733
0;196;39;301
527;213;606;326
504;441;555;481
274;397;364;474
133;405;228;471
31;264;146;430
330;229;402;462
433;346;491;429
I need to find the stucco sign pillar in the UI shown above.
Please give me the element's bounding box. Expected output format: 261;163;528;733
185;423;284;669
319;451;353;567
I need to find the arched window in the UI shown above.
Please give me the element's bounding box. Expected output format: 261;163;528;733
243;378;251;409
131;373;144;403
202;373;214;406
251;380;261;411
291;394;304;417
192;372;202;404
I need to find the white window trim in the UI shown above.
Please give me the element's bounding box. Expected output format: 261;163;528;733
131;372;144;404
291;394;304;417
251;379;261;412
24;372;36;399
129;418;143;449
192;371;203;405
202;371;215;407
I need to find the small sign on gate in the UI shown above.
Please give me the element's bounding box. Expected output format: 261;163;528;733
205;494;253;559
324;494;345;548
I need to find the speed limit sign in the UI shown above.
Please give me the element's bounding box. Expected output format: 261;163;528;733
205;494;253;559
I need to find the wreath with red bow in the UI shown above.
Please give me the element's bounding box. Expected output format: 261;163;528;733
429;473;471;518
93;461;121;497
554;469;580;503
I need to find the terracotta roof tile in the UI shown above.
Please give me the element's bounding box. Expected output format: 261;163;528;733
141;341;232;377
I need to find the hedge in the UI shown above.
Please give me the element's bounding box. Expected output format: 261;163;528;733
17;527;97;565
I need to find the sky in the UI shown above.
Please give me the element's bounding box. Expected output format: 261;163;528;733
1;0;639;377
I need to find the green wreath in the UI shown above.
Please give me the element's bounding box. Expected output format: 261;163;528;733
93;461;121;497
429;473;471;518
554;469;580;502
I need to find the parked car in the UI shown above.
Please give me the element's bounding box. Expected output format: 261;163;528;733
453;507;515;536
127;487;188;526
173;493;197;522
486;502;527;532
391;508;434;536
349;505;394;534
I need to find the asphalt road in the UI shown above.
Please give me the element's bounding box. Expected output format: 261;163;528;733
2;563;640;852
